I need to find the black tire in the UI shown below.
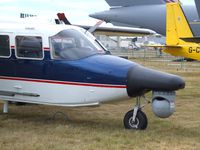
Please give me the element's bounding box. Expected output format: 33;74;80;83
123;109;148;130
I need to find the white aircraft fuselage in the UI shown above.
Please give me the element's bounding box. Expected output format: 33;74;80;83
0;22;185;129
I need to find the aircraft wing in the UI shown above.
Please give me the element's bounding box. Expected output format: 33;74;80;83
194;0;200;18
57;13;155;36
180;37;200;43
81;25;155;36
147;44;181;48
105;0;165;7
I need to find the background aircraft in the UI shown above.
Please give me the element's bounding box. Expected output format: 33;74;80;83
158;2;200;60
90;0;200;36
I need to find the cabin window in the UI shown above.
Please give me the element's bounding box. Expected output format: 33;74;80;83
16;36;43;59
50;29;104;60
0;35;10;57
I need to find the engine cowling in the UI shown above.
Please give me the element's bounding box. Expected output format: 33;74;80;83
152;91;176;118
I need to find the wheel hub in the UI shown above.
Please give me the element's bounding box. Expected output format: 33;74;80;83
129;117;139;129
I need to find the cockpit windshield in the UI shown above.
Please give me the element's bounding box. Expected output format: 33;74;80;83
50;29;105;60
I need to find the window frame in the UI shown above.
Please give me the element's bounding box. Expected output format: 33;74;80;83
15;35;44;60
0;34;11;58
49;29;103;61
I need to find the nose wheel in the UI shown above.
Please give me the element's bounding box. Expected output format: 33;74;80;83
124;96;149;130
124;109;148;130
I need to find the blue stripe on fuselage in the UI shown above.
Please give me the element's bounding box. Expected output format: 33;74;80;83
0;51;136;85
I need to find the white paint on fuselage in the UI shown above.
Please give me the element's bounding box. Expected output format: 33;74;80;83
0;78;129;107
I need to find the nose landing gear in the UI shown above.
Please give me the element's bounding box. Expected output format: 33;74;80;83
124;96;149;130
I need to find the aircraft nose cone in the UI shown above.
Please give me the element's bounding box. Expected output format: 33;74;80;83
127;66;185;97
89;12;110;22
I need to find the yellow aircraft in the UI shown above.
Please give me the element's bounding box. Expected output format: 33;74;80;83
154;2;200;60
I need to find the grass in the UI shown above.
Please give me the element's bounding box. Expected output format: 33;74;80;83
0;59;200;150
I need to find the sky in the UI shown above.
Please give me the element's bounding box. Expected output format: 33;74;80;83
0;0;195;25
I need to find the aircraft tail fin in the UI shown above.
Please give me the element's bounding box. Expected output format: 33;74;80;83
57;13;71;25
166;2;194;45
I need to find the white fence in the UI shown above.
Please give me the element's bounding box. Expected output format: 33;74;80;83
110;48;200;71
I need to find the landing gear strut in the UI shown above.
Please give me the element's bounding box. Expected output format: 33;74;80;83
3;101;8;113
124;96;149;130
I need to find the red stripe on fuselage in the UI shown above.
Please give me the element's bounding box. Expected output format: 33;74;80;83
43;47;50;51
0;76;127;89
11;46;50;51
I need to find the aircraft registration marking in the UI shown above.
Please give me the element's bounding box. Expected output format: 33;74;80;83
188;47;200;53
